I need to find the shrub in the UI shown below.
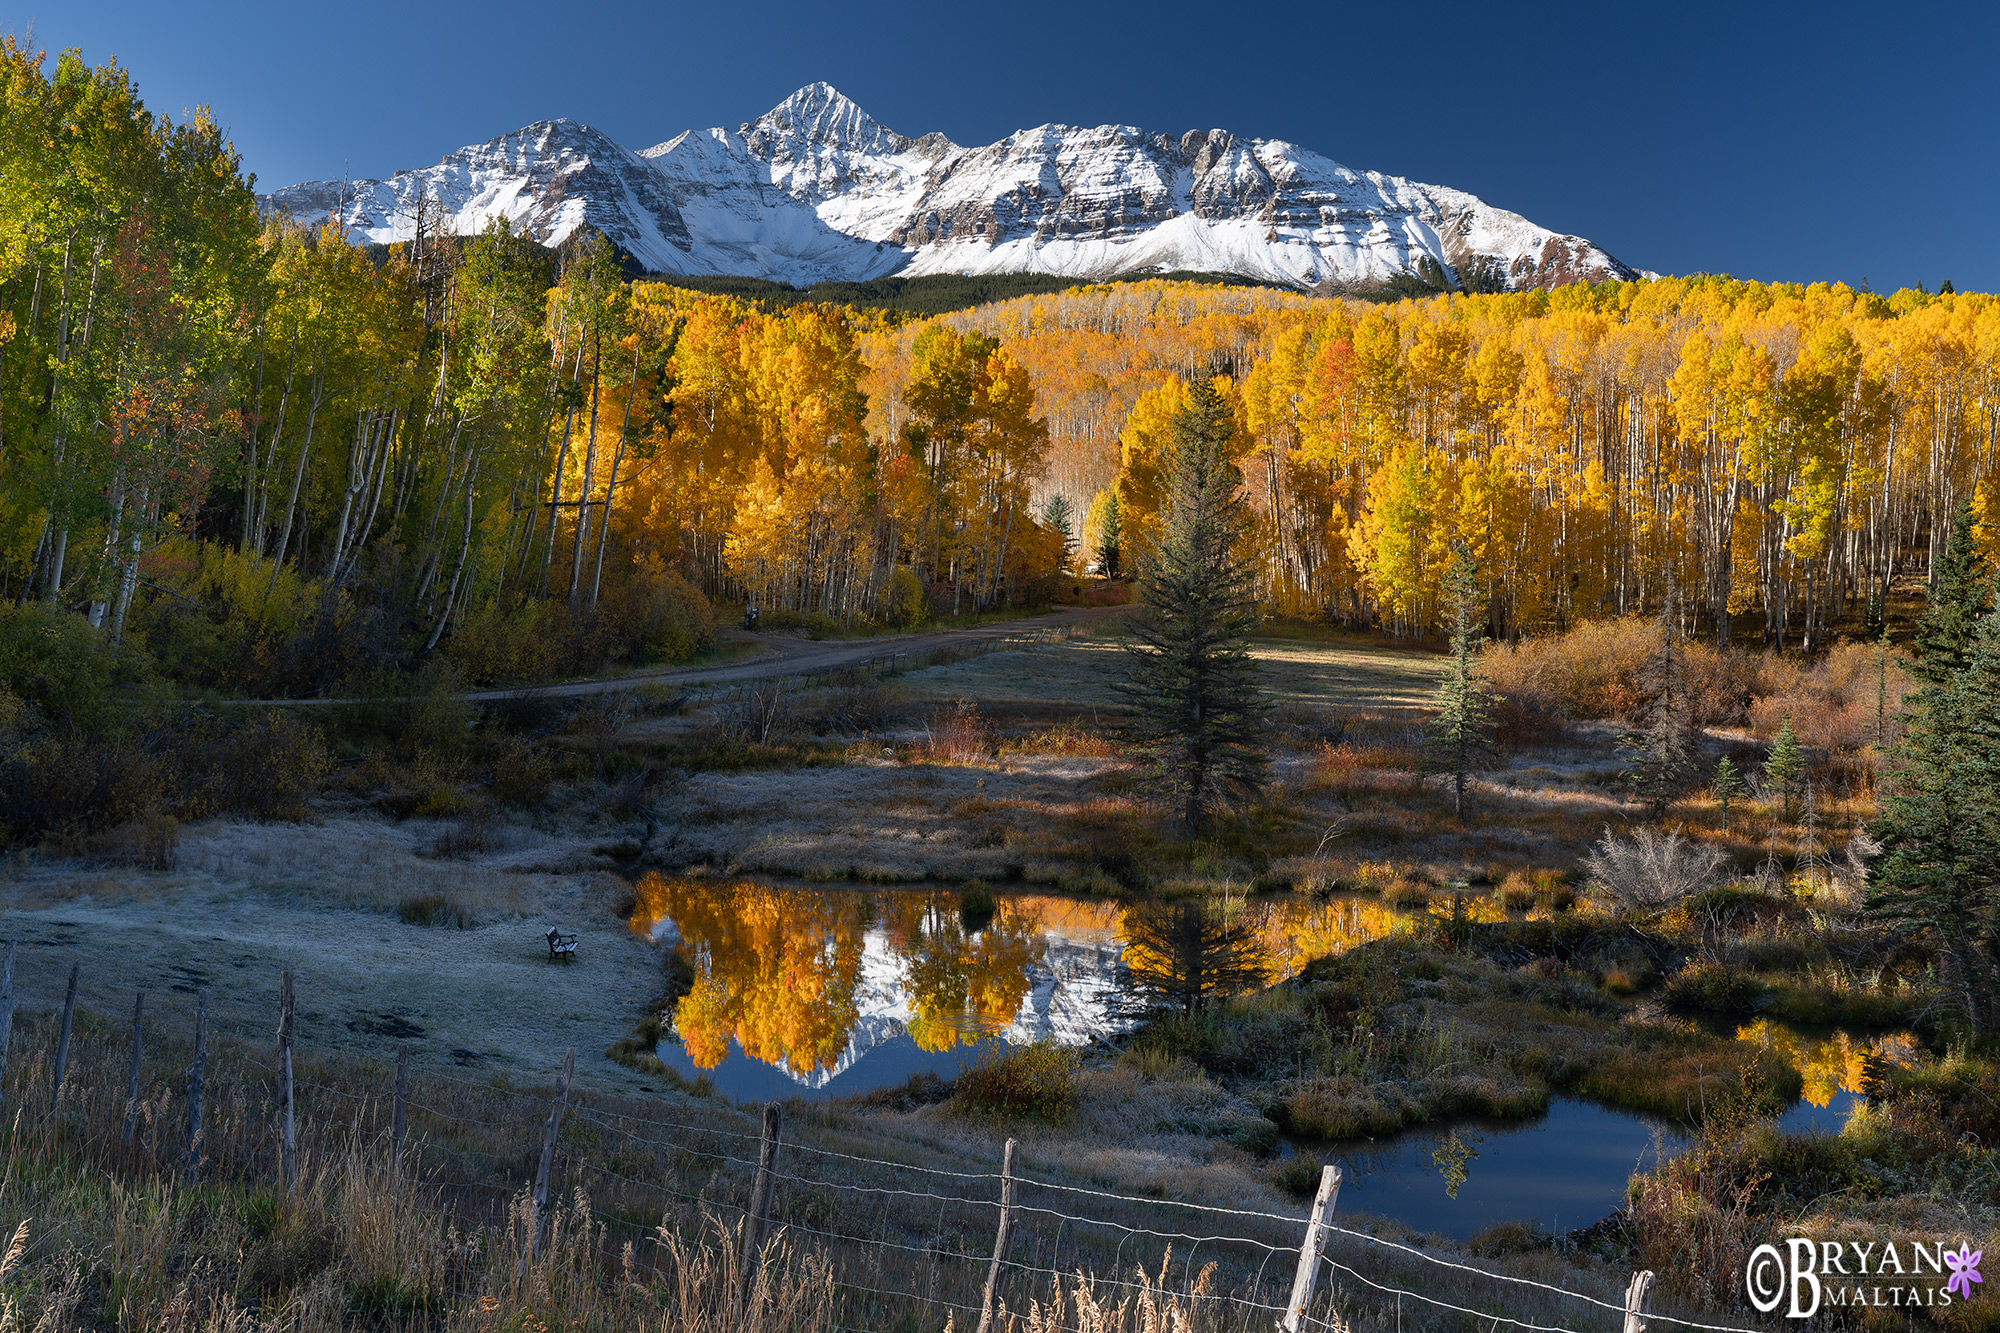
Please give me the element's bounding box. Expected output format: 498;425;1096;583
611;560;719;663
1662;957;1766;1013
1483;619;1763;727
913;699;987;765
959;880;996;932
396;889;474;928
0;603;116;730
486;734;556;808
956;1041;1079;1122
216;709;332;820
883;566;928;628
1583;826;1730;913
0;735;162;846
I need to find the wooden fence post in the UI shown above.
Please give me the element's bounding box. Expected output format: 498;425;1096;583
0;941;17;1108
185;994;207;1181
391;1042;409;1174
527;1047;575;1261
123;991;144;1150
49;962;78;1109
1623;1270;1656;1333
277;971;297;1195
735;1101;783;1316
975;1137;1019;1333
1280;1164;1342;1333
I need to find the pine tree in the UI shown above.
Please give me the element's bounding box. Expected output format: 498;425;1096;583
1117;378;1267;836
1711;755;1745;833
1098;490;1123;578
1870;607;2000;1034
1765;716;1807;822
1912;498;1990;685
1043;494;1075;569
1621;595;1696;819
1425;541;1498;819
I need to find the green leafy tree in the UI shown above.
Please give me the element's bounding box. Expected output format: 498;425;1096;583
1912;498;1989;685
1621;596;1696;818
1117;378;1266;835
1424;541;1497;819
1765;716;1807;822
1870;609;2000;1034
1711;755;1745;833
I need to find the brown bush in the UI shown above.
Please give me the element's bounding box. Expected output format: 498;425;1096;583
486;734;556;808
1747;639;1913;749
1475;617;1922;742
913;699;988;765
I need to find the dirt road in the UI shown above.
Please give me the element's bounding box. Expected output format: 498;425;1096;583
458;603;1134;701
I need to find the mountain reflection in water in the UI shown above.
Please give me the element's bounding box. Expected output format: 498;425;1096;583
625;876;1413;1099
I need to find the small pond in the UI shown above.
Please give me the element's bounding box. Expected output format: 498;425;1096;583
1286;1098;1685;1241
627;876;1908;1232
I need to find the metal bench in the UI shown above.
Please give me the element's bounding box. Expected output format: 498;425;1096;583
546;927;578;961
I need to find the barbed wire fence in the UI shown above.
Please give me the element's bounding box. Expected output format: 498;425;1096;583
0;955;1778;1332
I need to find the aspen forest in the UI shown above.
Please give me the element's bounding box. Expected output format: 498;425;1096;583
5;42;1999;698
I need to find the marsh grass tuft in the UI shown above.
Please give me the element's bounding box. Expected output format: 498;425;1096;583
956;1040;1081;1121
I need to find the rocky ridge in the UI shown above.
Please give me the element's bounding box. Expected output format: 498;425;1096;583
263;83;1638;292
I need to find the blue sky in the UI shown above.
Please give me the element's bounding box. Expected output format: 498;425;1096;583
13;0;1997;291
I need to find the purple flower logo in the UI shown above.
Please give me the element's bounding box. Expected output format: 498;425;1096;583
1945;1245;1983;1300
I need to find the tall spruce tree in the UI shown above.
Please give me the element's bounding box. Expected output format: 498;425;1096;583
1425;542;1498;819
1118;378;1267;835
1912;498;1990;685
1621;593;1696;818
1043;494;1076;569
1870;605;2000;1034
1097;490;1123;578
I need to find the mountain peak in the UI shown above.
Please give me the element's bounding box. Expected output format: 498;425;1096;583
747;82;911;157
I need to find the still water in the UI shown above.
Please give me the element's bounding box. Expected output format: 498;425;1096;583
1289;1098;1685;1240
627;876;1414;1100
1282;1021;1916;1239
626;876;1904;1231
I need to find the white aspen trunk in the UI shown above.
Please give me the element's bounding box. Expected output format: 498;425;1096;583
568;325;603;603
109;485;150;645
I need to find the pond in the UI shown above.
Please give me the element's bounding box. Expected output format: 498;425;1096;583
1286;1098;1686;1241
1278;1019;1920;1239
626;875;1417;1100
626;876;1909;1232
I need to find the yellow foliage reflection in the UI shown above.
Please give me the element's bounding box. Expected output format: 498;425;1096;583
626;875;1431;1079
1734;1020;1917;1108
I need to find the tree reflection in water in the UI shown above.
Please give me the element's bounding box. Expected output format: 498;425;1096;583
625;874;1419;1086
1733;1019;1918;1107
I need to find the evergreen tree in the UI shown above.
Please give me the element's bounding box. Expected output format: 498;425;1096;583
1765;716;1807;822
1098;490;1123;578
1424;541;1498;819
1043;494;1075;569
1870;607;2000;1034
1912;498;1990;685
1621;595;1696;818
1711;755;1745;833
1117;378;1267;835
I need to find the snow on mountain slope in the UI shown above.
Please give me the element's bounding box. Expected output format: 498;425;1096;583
262;82;1638;291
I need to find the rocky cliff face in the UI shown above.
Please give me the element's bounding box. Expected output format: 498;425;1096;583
263;82;1639;291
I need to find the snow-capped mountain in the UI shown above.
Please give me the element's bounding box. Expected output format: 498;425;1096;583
262;83;1638;292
